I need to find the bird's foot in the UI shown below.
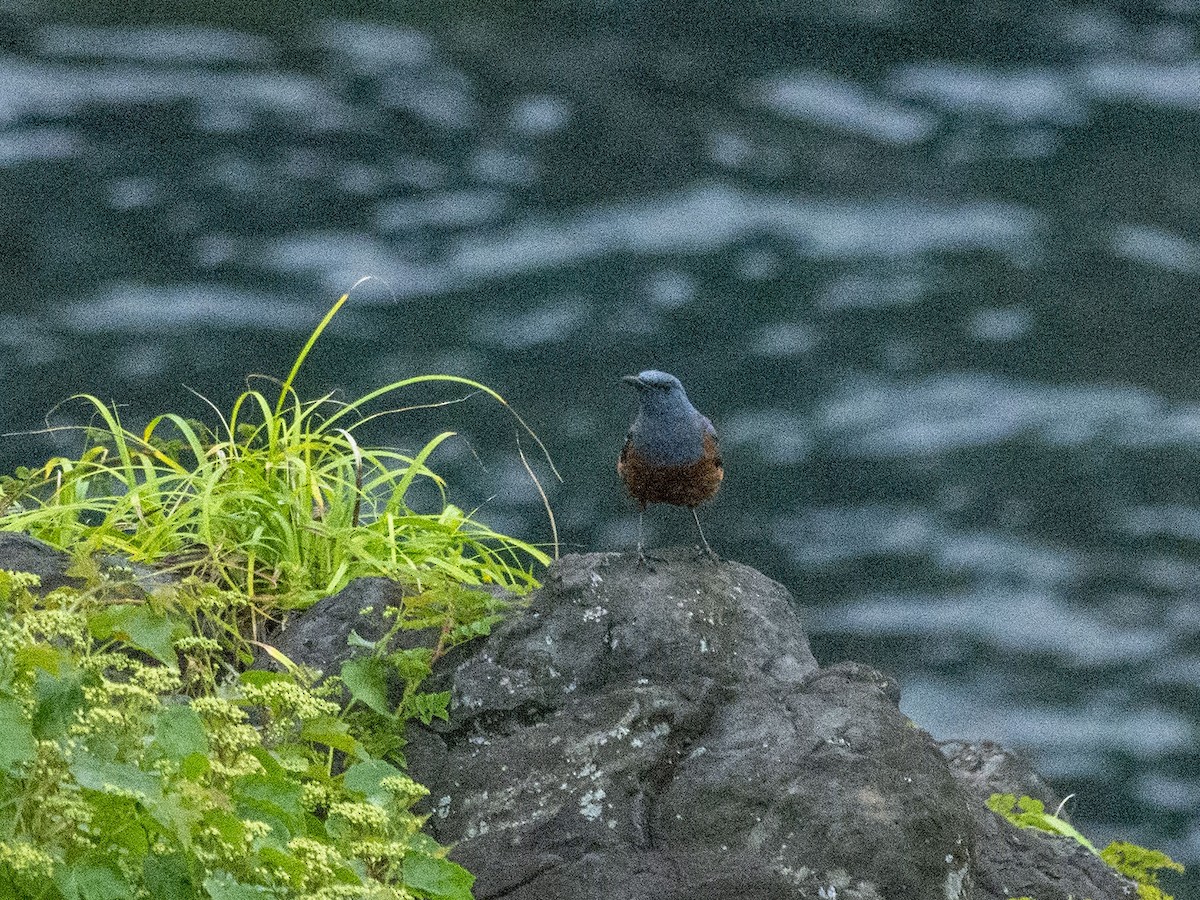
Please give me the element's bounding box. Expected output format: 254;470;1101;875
636;548;667;571
693;543;720;564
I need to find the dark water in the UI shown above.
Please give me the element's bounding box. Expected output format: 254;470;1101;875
2;1;1199;892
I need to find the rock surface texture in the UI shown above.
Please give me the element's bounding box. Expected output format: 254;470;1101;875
0;535;1145;899
392;549;1139;900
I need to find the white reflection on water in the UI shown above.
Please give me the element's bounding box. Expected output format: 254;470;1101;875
36;24;270;64
1112;224;1200;275
817;586;1167;664
1123;505;1200;541
821;374;1200;456
750;71;938;145
0;57;348;130
1085;60;1200;110
750;323;817;358
721;409;812;465
903;676;1192;761
447;184;1040;278
315;21;434;73
968;306;1033;343
66;283;317;332
889;63;1086;124
474;302;589;349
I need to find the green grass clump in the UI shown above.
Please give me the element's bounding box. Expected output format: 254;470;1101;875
0;291;558;899
0;292;552;604
987;793;1184;899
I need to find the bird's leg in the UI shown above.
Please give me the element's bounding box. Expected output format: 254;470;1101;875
635;508;666;569
628;513;657;571
691;507;718;562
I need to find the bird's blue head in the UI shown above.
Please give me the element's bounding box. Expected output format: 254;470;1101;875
622;370;690;411
622;369;712;464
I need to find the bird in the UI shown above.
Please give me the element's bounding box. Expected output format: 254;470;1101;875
618;369;723;561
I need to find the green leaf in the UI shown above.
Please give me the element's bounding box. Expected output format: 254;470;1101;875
143;852;198;900
152;703;210;762
144;792;199;848
402;690;451;726
343;757;406;805
0;696;37;773
55;859;134;900
32;667;86;739
402;851;475;900
341;655;393;716
298;714;360;754
986;793;1098;855
1101;840;1185;890
203;870;276;900
233;774;306;843
89;604;182;668
388;647;433;682
179;751;212;780
347;629;378;650
14;642;67;676
202;809;248;849
71;752;163;804
255;845;310;886
83;792;151;856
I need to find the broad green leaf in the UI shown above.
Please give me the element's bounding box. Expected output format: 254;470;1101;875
0;696;37;773
298;715;360;754
179;751;211;780
89;604;182;668
255;845;309;886
202;809;248;849
203;870;275;900
340;655;393;716
143;852;197;900
14;642;67;676
55;859;134;900
233;774;306;842
152;704;210;762
71;752;163;804
343;757;406;805
144;792;198;849
234;774;305;817
32;667;86;739
82;793;151;856
403;851;475;900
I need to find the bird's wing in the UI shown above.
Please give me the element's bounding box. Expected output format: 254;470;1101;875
618;431;632;474
701;416;722;467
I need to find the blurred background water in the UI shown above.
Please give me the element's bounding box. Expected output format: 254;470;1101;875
1;0;1199;892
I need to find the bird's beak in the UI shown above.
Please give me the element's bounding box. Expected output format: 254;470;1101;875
622;375;643;388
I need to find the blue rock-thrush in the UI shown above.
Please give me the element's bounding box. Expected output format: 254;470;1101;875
618;369;723;560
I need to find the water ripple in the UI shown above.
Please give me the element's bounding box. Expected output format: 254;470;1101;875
821;374;1200;456
750;71;939;145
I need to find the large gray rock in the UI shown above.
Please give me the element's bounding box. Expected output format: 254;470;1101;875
410;549;975;899
399;549;1142;900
